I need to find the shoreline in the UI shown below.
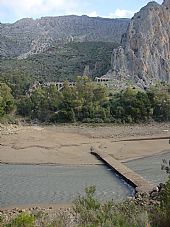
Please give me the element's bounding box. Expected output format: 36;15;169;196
0;123;170;164
0;203;73;211
1;123;170;210
0;148;170;165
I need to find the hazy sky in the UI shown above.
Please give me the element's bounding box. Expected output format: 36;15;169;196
0;0;163;23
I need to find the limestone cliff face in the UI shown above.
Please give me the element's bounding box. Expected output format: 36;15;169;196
109;0;170;88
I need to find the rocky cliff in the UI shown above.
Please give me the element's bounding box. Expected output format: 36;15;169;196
107;0;170;88
0;16;130;59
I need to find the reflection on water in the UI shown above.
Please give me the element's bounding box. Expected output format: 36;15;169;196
0;164;134;208
125;151;170;186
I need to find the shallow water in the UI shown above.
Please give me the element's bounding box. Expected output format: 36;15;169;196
125;151;170;186
0;164;134;208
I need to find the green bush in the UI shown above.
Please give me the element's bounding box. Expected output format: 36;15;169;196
0;83;15;119
82;118;93;123
92;118;104;123
150;159;170;227
6;213;35;227
159;177;170;226
103;118;111;123
73;186;150;227
160;159;170;223
0;114;17;124
0;215;3;227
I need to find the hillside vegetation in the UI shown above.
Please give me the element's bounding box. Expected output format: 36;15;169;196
0;42;117;83
1;74;169;124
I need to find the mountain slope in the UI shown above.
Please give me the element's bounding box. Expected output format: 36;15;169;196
0;42;118;82
0;16;130;59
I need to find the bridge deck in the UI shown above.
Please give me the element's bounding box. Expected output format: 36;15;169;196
91;147;154;193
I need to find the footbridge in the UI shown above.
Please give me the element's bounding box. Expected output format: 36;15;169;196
91;147;154;193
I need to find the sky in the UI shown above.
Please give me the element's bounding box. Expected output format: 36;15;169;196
0;0;163;23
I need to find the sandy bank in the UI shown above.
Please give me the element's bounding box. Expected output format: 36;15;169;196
0;123;170;165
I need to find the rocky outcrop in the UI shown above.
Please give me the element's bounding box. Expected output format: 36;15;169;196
18;33;55;59
134;183;166;207
108;0;170;88
0;16;130;59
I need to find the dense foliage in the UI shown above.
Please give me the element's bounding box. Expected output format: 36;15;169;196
15;78;170;123
0;41;117;83
109;87;152;123
0;74;170;124
17;77;109;122
0;82;15;118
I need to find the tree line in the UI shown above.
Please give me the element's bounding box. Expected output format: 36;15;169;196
1;77;170;123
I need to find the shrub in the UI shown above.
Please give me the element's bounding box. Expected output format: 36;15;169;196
160;160;170;224
92;118;104;123
6;213;35;227
73;186;150;227
159;177;170;226
103;118;111;123
82;118;93;123
82;118;104;123
150;159;170;227
0;215;3;227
